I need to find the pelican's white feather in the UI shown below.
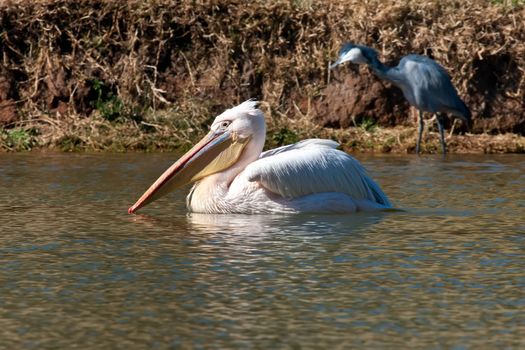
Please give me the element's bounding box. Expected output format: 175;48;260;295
259;139;339;158
216;99;260;120
244;139;391;206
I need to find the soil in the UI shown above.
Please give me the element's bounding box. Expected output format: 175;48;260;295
314;66;411;129
0;73;17;124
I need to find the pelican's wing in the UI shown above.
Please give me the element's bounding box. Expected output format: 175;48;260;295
244;139;391;206
259;139;339;159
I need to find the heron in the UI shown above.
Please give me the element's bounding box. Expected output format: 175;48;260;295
330;43;471;155
128;100;391;214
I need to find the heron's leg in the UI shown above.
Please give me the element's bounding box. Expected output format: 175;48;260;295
449;118;458;139
416;110;424;155
437;113;447;155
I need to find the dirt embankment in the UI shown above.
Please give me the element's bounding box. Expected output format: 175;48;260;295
0;0;524;152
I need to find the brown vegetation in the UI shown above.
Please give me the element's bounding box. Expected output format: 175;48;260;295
0;0;524;152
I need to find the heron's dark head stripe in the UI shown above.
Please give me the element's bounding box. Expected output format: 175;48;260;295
338;42;356;56
359;46;379;62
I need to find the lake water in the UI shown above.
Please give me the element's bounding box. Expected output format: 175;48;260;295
0;152;524;349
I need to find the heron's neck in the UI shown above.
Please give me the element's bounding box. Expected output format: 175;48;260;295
368;57;400;84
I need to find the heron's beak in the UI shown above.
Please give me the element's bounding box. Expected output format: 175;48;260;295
128;129;249;214
329;59;342;69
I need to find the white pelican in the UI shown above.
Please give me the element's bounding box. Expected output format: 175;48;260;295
128;101;391;214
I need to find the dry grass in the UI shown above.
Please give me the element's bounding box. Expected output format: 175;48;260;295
3;106;524;154
0;0;524;152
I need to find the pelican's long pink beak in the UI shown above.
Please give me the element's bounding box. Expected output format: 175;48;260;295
128;130;233;214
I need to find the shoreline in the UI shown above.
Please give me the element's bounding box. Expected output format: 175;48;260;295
2;111;523;153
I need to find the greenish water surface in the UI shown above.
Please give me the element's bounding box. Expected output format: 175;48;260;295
0;153;524;349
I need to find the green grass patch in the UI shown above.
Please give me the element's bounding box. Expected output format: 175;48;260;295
0;128;38;151
359;117;378;133
271;128;300;147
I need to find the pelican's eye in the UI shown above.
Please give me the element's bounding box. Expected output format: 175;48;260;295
219;121;230;129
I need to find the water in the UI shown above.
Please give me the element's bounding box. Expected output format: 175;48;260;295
1;152;524;349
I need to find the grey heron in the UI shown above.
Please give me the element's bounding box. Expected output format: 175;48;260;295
330;43;471;155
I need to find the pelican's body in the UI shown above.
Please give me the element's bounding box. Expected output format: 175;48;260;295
186;139;390;214
129;101;391;214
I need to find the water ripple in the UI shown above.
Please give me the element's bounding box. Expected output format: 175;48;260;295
0;153;524;348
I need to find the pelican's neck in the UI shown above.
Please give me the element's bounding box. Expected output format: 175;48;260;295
187;127;266;212
220;127;266;184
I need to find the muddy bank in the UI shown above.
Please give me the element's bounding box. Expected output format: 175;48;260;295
0;0;524;152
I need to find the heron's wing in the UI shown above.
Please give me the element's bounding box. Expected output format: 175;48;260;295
244;139;391;206
398;55;469;117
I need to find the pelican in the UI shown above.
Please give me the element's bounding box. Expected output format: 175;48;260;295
128;101;391;214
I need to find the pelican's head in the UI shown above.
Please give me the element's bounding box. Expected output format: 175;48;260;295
330;43;379;69
128;100;265;214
